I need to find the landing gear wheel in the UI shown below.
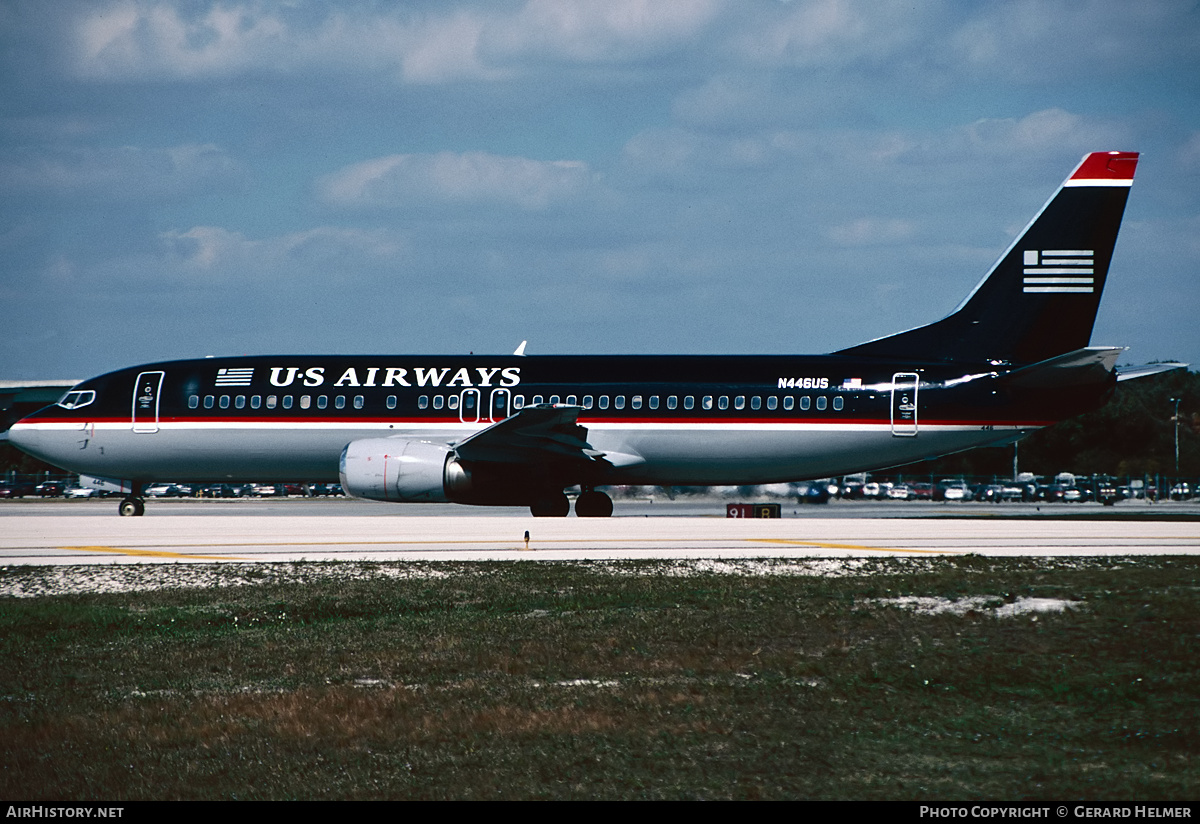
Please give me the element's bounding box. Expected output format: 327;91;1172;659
118;497;145;517
530;492;570;517
574;490;613;517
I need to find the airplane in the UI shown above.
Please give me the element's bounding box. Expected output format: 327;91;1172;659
6;151;1179;517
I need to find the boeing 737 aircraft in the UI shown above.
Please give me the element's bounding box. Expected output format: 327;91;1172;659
7;151;1169;517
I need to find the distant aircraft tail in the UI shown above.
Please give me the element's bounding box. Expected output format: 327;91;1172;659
835;151;1139;365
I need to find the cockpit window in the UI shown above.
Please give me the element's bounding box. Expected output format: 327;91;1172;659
57;390;96;410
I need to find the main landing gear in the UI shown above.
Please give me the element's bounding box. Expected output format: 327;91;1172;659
118;482;146;516
574;488;614;518
529;488;613;517
118;496;145;517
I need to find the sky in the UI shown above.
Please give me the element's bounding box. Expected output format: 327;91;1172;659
2;0;1198;381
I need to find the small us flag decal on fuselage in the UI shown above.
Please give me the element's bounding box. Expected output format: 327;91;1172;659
215;367;254;386
1023;249;1095;293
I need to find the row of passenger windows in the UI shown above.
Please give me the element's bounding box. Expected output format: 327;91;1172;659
420;394;846;412
190;394;365;410
189;392;846;413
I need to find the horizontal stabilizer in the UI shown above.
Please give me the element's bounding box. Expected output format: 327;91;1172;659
999;346;1123;389
1116;361;1189;381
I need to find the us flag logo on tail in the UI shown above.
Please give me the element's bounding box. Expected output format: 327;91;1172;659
1022;250;1095;293
215;367;254;386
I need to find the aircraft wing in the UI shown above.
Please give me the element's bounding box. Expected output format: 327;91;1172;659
452;405;614;466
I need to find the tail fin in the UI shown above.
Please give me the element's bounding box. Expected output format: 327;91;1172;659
835;151;1138;365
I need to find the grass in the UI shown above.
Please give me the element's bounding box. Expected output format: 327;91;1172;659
1;557;1197;800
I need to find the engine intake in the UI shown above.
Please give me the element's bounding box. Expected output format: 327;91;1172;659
339;438;472;503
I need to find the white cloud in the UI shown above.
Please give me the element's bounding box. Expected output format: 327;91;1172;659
725;0;936;68
0;143;241;201
825;217;915;246
65;0;723;84
947;0;1200;81
318;151;595;210
159;225;404;280
490;0;721;64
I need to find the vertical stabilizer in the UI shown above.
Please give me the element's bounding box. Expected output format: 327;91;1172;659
835;151;1138;365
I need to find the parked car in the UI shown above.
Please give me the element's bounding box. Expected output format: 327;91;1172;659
0;480;34;498
34;481;67;497
795;481;831;504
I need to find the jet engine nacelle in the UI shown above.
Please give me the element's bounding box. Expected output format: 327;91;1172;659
339;438;472;503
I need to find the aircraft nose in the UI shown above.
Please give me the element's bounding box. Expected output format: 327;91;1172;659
6;418;69;466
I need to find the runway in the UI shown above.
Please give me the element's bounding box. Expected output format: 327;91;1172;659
2;498;1198;564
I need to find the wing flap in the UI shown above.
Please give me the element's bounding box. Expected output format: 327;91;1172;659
453;405;606;466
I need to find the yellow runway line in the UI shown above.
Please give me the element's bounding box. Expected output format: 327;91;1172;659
62;546;249;561
752;538;962;555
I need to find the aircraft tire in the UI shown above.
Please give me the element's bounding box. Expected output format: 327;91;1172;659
530;493;570;517
118;497;145;517
575;490;613;517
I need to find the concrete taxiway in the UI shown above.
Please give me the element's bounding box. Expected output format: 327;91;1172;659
2;498;1198;564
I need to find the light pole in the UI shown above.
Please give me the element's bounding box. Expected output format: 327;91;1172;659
1170;397;1181;479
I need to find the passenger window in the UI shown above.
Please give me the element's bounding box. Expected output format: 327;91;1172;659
767;396;777;410
300;395;311;409
718;396;729;410
419;396;429;410
204;395;215;409
751;396;761;410
799;396;810;411
549;395;560;405
614;396;626;410
783;396;793;411
447;395;459;410
386;395;396;410
532;395;543;406
702;396;713;410
251;395;262;409
598;395;609;410
684;396;694;410
667;396;677;410
219;395;230;409
566;395;577;406
582;395;593;409
513;395;525;410
282;396;293;410
833;396;844;411
353;395;364;409
335;396;345;410
734;396;745;410
235;395;245;409
188;395;199;409
317;395;328;409
816;396;827;411
433;395;444;410
631;396;642;410
649;396;659;410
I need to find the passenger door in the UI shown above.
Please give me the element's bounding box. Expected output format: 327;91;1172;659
132;371;165;433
